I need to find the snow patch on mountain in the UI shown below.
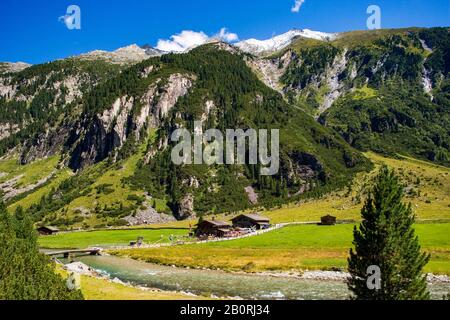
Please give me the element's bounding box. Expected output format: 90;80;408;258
236;29;337;55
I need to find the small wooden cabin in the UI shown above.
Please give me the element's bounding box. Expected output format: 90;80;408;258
320;215;337;226
195;220;232;237
231;213;270;230
37;226;60;236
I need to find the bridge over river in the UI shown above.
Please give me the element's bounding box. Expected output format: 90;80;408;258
43;248;102;258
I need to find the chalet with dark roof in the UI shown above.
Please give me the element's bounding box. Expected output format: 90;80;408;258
231;213;270;230
37;226;60;236
195;220;232;237
320;215;337;226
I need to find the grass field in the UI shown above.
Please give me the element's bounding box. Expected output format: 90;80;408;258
57;152;146;227
8;169;73;212
39;228;189;249
111;223;450;275
0;155;60;186
352;85;378;100
56;266;205;300
79;275;206;300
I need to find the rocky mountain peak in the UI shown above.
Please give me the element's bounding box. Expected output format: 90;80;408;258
77;44;164;65
235;29;338;56
0;62;32;73
140;44;166;56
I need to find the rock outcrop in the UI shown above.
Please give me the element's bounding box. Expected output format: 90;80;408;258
282;151;326;186
246;50;294;93
177;193;195;219
0;171;55;200
69;73;195;169
0;62;31;74
0;123;20;141
319;49;348;115
124;206;176;226
20;125;70;164
77;44;164;65
244;186;258;205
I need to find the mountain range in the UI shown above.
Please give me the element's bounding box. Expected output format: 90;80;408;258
0;26;448;229
0;29;341;67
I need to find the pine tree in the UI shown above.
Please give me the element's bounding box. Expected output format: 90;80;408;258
347;166;430;300
0;204;84;300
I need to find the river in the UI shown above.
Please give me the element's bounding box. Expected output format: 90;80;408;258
72;255;450;300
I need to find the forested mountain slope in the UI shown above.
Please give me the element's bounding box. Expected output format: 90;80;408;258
0;27;448;229
255;27;450;165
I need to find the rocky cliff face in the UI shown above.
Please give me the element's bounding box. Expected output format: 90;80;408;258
0;58;124;166
145;73;195;127
281;151;326;187
0;123;20;140
69;73;195;169
20;125;70;164
177;193;195;219
280;46;352;118
246;50;294;93
319;49;348;115
68;96;134;169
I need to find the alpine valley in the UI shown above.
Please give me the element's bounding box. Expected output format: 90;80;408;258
1;27;449;230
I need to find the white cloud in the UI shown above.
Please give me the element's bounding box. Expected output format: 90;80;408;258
291;0;305;13
215;28;239;42
156;28;239;52
156;30;209;52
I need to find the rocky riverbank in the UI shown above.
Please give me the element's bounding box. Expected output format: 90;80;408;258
62;260;210;300
248;270;450;283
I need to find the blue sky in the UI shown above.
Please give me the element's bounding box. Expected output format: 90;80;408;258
0;0;449;64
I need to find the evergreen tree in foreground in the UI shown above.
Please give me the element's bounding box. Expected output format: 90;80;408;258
0;204;83;300
347;166;430;300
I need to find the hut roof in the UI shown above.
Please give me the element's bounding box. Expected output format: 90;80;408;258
199;220;231;227
39;226;59;232
232;213;270;223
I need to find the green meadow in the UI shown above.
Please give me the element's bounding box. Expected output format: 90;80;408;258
111;223;450;275
56;266;206;300
0;155;60;186
38;228;189;249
